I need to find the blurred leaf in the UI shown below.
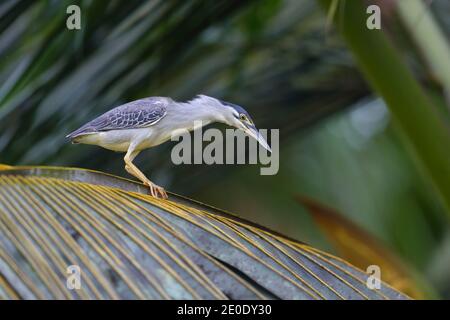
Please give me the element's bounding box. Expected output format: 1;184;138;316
297;195;423;299
0;166;409;299
0;164;11;170
318;0;450;217
325;0;339;30
397;0;450;106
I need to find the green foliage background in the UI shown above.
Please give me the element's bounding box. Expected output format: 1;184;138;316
1;0;450;297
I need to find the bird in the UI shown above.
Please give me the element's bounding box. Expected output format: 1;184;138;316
66;95;271;199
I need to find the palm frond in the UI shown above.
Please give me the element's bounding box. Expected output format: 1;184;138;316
297;195;425;299
0;166;409;299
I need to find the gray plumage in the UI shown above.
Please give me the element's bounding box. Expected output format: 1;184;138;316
67;97;168;139
66;94;271;199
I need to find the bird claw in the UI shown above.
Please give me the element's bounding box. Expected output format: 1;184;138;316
144;181;168;199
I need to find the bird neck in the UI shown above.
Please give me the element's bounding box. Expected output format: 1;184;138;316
172;100;224;127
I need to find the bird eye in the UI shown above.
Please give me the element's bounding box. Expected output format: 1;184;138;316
239;114;248;121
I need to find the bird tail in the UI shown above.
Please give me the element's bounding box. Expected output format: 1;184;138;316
66;125;96;141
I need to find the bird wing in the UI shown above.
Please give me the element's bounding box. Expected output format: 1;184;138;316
67;97;168;139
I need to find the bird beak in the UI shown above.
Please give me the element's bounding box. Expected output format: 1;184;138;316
243;124;272;153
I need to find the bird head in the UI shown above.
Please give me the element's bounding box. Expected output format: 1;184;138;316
219;98;271;153
190;95;271;152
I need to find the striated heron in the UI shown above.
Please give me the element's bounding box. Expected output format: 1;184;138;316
67;95;271;199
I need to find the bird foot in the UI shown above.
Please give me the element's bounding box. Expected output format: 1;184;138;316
144;181;168;199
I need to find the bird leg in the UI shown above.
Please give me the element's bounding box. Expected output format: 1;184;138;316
124;148;168;199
